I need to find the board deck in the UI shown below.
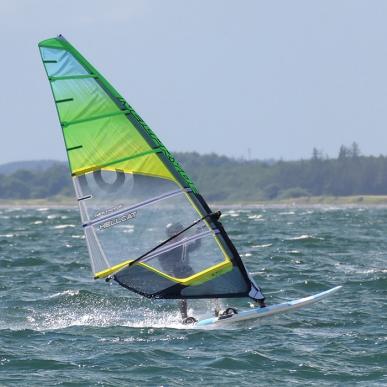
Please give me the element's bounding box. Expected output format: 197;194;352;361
195;286;342;327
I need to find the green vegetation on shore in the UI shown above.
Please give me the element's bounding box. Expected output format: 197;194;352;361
1;144;387;204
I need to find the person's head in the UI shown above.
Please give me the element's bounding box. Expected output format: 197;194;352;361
166;222;184;238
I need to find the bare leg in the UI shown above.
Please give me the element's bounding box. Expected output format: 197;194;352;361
178;299;188;319
213;298;221;316
255;298;266;308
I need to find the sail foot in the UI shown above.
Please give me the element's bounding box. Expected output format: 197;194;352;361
248;280;265;301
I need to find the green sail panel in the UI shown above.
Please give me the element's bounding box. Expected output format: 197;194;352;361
38;35;259;300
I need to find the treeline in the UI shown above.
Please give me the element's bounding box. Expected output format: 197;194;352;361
0;164;73;199
1;144;387;201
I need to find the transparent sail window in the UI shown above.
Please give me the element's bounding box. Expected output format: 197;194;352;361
40;47;88;78
74;172;180;223
87;192;226;275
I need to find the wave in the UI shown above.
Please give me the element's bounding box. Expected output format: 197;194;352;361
248;214;263;219
288;234;324;241
46;289;81;299
241;253;252;257
286;250;302;255
252;243;272;248
71;234;84;239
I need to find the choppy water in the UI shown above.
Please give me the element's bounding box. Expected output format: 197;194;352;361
0;206;386;386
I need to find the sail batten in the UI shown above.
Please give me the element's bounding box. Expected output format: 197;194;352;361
61;109;130;127
39;35;260;300
67;145;83;152
55;98;74;104
49;74;98;81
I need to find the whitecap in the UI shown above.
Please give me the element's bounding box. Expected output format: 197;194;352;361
248;214;263;219
46;289;80;299
54;224;76;229
252;243;272;248
249;271;266;276
289;234;310;240
224;210;240;217
363;268;387;274
288;234;324;241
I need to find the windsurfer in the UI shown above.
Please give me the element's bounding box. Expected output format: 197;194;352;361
158;222;201;323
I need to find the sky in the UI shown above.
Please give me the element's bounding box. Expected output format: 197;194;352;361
1;0;387;163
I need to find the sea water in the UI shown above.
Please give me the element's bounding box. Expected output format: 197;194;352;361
0;206;386;385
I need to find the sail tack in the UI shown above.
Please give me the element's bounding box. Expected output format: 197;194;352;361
39;35;259;300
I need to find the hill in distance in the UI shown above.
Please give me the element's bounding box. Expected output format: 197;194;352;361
0;160;64;176
1;145;387;203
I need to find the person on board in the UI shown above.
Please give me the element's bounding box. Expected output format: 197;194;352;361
158;222;201;323
158;221;266;323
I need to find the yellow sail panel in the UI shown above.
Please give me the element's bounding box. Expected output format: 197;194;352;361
94;254;232;286
63;115;174;181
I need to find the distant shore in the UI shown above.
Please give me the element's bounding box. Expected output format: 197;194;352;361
232;195;387;206
1;195;387;209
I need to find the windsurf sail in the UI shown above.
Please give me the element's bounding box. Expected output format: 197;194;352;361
38;35;262;300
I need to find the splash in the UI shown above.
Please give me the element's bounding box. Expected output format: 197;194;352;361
3;290;224;332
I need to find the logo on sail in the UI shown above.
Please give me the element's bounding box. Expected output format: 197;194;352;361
99;210;137;230
95;204;123;219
